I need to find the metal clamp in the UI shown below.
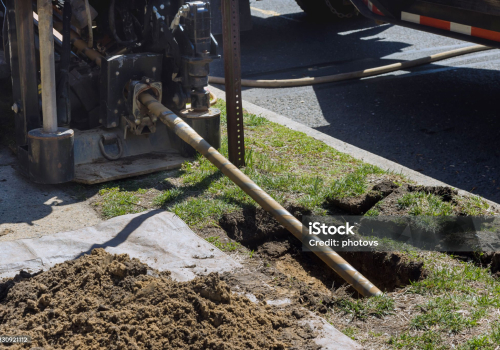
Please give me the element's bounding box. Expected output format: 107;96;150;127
98;133;123;161
128;78;162;120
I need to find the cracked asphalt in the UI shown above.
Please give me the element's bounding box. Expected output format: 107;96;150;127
210;0;500;204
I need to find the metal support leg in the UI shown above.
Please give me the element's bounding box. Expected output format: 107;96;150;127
26;0;74;184
222;0;245;167
38;0;58;133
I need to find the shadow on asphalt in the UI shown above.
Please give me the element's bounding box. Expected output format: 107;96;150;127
212;13;500;203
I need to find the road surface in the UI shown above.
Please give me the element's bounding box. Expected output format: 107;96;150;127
210;0;500;204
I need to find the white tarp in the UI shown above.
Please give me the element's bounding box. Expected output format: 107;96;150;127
0;210;241;281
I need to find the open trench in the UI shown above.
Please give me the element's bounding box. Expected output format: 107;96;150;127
205;181;500;304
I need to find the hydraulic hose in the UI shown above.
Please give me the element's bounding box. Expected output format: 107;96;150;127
109;0;135;47
209;44;492;88
139;92;383;297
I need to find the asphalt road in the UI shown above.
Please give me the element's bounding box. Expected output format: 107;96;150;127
210;0;500;204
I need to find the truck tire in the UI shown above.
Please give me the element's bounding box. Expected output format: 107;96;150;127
295;0;357;19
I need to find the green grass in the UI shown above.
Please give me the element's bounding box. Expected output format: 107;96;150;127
327;164;385;200
334;294;395;320
171;197;239;227
397;191;490;216
152;188;183;207
331;250;500;348
98;187;141;218
456;195;491;216
410;296;485;332
341;326;358;340
398;192;454;216
385;253;500;348
407;258;495;296
390;322;500;350
94;99;491;228
456;328;500;350
96;99;390;226
205;236;242;252
365;203;381;217
389;331;447;350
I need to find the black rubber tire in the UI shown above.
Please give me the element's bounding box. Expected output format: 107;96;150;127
295;0;356;19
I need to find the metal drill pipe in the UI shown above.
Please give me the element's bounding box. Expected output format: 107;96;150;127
139;92;382;297
38;0;58;133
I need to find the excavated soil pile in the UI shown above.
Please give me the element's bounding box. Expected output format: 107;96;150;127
0;249;311;350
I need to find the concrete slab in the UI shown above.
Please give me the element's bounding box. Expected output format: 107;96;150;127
0;146;16;166
300;314;363;350
0;153;102;241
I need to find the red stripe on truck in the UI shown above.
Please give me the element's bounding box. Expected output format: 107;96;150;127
471;27;500;42
401;11;500;42
420;16;450;31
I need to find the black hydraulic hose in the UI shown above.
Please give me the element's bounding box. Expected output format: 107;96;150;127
109;0;135;46
109;0;154;48
56;0;72;126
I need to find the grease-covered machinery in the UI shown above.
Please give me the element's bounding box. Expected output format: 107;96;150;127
4;0;221;184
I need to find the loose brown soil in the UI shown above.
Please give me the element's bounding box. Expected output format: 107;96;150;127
0;249;318;350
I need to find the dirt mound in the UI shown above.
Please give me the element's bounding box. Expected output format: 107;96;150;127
0;249;312;350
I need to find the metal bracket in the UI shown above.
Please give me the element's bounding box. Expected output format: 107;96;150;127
125;77;162;136
100;53;163;128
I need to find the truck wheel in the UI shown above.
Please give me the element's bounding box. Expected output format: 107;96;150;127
295;0;357;20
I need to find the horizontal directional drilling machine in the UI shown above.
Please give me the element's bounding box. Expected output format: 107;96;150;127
4;0;223;184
